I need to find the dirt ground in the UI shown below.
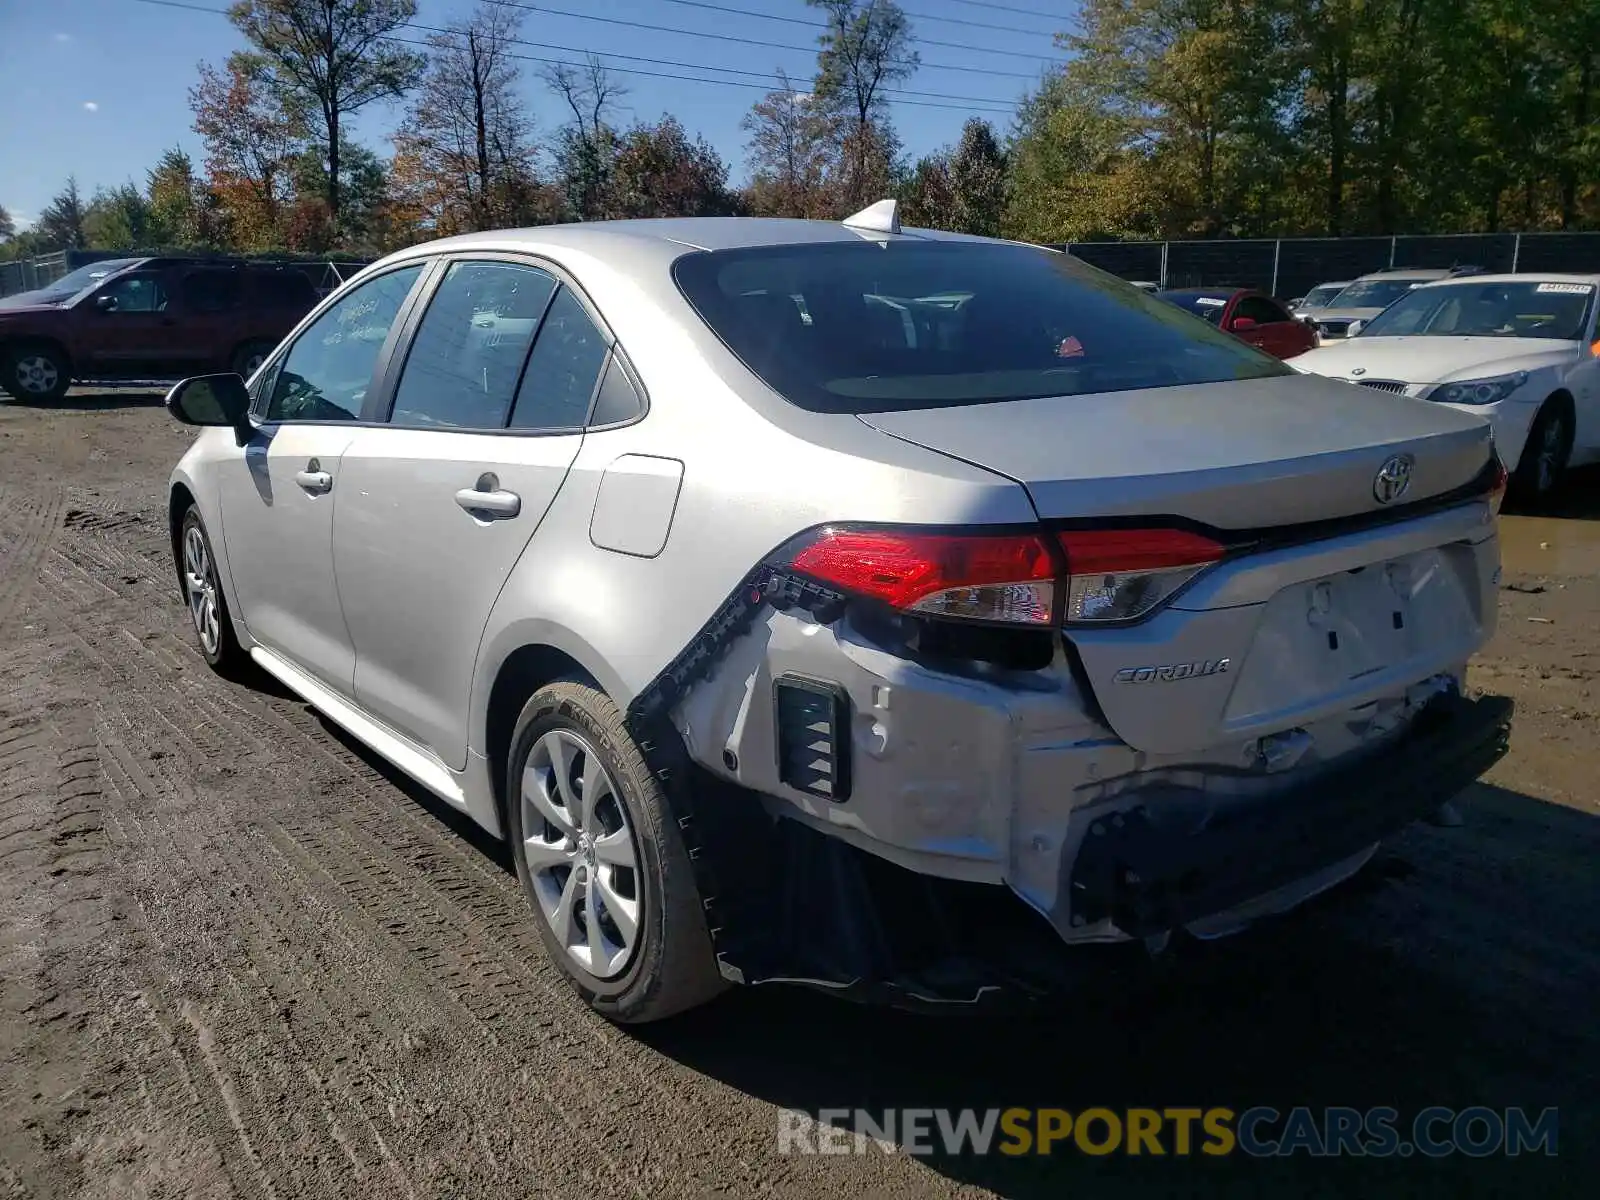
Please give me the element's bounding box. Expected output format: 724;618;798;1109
1;388;1596;1199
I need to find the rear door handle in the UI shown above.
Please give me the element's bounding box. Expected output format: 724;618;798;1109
295;470;332;494
454;487;521;519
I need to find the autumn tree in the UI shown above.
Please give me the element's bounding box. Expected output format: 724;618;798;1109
742;71;840;218
897;153;954;229
807;0;917;207
605;117;735;219
33;180;88;251
545;57;625;221
394;3;537;235
227;0;423;231
191;52;304;246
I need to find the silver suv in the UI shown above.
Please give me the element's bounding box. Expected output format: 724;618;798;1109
165;206;1513;1021
1310;266;1487;340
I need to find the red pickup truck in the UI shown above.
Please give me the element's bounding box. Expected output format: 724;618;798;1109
0;256;320;403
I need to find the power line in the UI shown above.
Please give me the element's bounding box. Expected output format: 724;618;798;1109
491;1;1057;69
945;0;1066;18
652;0;1062;44
123;0;1017;114
403;18;1018;109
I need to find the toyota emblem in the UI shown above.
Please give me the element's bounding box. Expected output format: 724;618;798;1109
1373;454;1415;504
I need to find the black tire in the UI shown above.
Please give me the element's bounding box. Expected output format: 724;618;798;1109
176;506;245;674
2;342;71;403
1511;401;1573;502
507;680;726;1023
229;340;274;381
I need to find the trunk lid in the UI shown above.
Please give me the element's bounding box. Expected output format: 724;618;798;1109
859;374;1500;756
856;373;1493;529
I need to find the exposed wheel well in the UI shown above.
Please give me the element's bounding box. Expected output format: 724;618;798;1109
485;645;600;834
1;337;73;378
169;484;195;586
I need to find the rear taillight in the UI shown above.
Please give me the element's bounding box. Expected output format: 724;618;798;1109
774;524;1225;628
1057;528;1224;623
783;528;1056;625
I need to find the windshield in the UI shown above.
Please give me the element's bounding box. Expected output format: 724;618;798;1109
30;258;144;304
1300;284;1347;309
1157;292;1230;325
673;243;1289;414
1359;280;1596;340
1329;279;1426;310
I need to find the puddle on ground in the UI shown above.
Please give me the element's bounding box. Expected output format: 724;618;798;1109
1499;513;1600;576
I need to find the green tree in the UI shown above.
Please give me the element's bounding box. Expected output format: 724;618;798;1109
146;148;223;247
807;0;917;208
544;57;624;221
227;0;423;229
33;179;88;251
897;153;954;229
0;204;14;243
83;184;155;249
947;118;1006;237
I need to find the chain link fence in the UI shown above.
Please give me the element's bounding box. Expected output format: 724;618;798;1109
1057;232;1600;301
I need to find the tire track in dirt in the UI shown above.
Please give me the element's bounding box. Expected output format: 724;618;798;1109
0;485;66;634
33;508;921;1198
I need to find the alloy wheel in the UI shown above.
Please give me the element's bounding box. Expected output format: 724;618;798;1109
520;728;642;979
182;524;221;656
14;354;59;396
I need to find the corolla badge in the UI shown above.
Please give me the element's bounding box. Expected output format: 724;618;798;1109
1373;454;1415;504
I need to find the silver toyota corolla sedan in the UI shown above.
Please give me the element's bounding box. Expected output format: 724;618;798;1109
165;202;1514;1021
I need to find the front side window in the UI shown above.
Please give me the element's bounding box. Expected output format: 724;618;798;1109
98;273;167;313
677;243;1289;415
390;260;557;429
1359;281;1596;340
266;264;424;423
508;287;610;430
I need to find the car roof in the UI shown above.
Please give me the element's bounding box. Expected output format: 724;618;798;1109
1413;272;1600;287
1353;267;1454;280
381;216;1009;264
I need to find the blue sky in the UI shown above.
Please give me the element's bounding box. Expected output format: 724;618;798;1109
0;0;1072;230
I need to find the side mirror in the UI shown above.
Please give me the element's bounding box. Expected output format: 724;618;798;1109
1346;319;1365;337
1230;316;1258;332
165;374;253;445
95;294;118;313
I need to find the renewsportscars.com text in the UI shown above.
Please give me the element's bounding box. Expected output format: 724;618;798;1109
777;1106;1558;1158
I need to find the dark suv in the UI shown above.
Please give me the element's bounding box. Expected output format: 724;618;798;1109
0;257;319;402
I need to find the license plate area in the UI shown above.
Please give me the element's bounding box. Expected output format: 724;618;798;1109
1223;546;1479;726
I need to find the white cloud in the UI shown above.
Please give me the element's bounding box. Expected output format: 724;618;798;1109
83;101;99;112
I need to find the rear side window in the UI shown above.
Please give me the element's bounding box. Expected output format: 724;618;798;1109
589;353;645;426
266;265;424;422
251;269;318;309
509;287;609;430
673;243;1289;414
183;269;244;313
390;260;557;429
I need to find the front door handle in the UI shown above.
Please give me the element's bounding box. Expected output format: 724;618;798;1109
455;487;521;519
295;469;332;494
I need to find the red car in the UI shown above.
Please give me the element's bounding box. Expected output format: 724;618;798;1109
0;256;319;403
1156;287;1318;359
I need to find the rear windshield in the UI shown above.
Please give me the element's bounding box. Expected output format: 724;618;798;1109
1330;278;1427;309
672;241;1291;414
1157;291;1231;324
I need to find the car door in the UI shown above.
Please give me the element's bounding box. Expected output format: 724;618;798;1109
82;269;189;371
333;257;621;768
174;267;248;373
1230;294;1304;359
214;262;428;695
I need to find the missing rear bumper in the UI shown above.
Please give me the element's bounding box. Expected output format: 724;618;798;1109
1066;692;1513;939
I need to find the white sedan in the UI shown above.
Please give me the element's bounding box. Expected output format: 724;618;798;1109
1294;274;1600;498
